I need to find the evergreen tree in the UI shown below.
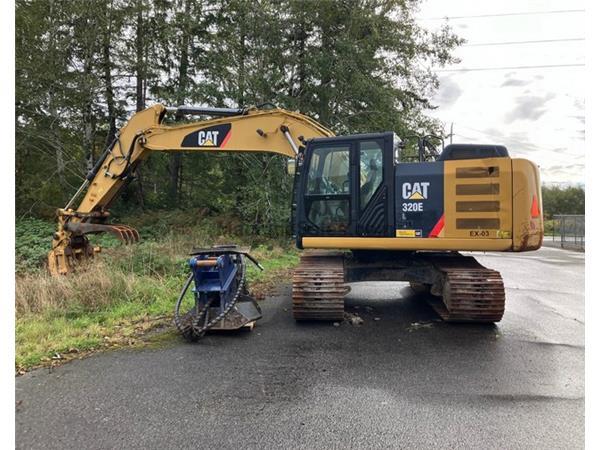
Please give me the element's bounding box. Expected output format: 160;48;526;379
15;0;464;234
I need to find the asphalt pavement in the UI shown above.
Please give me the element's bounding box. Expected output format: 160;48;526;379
16;246;584;449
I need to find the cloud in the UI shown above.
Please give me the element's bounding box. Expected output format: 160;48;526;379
548;149;584;162
571;100;585;139
501;72;544;84
569;115;585;125
543;163;584;176
501;78;531;87
481;127;527;143
478;128;542;155
545;164;585;171
541;163;585;183
504;93;556;124
434;77;462;108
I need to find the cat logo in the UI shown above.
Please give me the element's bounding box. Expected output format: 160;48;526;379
402;182;430;200
198;130;219;146
181;123;232;148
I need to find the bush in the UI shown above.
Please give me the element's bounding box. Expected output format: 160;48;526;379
15;218;55;273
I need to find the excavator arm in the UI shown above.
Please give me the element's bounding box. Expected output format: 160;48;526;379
48;104;334;275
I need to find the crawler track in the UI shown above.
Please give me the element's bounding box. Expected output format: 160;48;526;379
426;254;505;323
292;252;347;321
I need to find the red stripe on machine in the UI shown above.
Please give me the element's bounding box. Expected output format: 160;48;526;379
530;195;540;218
220;130;232;147
429;214;445;238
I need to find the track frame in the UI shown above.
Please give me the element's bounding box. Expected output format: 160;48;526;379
292;250;505;323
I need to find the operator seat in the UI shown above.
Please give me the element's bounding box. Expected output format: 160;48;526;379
360;158;381;207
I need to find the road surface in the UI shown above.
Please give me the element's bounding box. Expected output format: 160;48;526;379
16;246;584;449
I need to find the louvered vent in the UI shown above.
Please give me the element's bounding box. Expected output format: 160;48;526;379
455;166;502;230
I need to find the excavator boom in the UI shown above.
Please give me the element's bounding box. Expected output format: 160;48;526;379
48;104;334;275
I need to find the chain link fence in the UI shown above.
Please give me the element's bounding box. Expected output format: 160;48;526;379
549;214;585;251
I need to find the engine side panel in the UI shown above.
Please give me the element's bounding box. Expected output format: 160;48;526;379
443;157;513;239
301;154;541;253
394;161;445;238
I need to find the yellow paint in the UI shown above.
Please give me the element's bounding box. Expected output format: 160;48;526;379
303;237;513;251
511;158;543;250
396;229;416;237
443;157;513;239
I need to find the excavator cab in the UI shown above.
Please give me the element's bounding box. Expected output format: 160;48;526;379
294;132;397;245
294;132;542;253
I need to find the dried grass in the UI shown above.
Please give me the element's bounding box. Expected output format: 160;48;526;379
15;262;138;316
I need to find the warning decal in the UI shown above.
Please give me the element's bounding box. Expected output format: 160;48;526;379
396;229;422;238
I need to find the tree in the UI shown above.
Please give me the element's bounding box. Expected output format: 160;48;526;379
541;185;585;218
16;0;82;213
15;0;463;234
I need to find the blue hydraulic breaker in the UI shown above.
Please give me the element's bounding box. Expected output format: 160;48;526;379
174;245;263;341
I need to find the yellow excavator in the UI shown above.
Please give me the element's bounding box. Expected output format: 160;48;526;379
48;103;543;326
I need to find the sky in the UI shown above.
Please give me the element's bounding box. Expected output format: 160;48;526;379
417;0;585;186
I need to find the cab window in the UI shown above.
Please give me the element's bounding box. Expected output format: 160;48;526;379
359;140;383;209
305;144;350;232
307;145;350;195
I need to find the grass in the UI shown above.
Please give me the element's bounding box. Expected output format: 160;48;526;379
15;212;299;371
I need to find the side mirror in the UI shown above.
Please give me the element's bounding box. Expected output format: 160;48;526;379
286;158;296;176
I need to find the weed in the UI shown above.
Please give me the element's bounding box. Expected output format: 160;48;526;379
15;214;299;370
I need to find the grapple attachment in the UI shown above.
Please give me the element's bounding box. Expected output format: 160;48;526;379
47;209;140;276
64;222;140;244
174;246;263;341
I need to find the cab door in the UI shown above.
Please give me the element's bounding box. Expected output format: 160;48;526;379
296;134;394;240
354;137;394;237
299;141;353;236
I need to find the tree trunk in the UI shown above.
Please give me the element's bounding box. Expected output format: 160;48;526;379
289;7;307;102
231;5;248;213
83;103;95;173
49;94;65;186
317;8;340;126
237;11;246;107
48;1;65;186
135;0;146;112
134;0;146;208
81;8;97;174
82;55;95;173
103;2;117;148
167;0;191;206
318;27;333;125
